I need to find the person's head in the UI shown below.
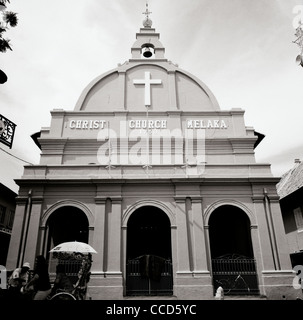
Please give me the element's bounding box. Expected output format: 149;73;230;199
21;262;31;271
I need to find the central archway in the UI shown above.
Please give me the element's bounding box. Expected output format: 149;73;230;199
126;205;173;296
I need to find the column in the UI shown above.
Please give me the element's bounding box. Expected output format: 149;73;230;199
175;196;191;273
92;197;107;274
23;197;43;267
252;195;276;270
38;226;48;258
6;198;27;269
106;197;122;274
121;225;127;282
268;196;293;270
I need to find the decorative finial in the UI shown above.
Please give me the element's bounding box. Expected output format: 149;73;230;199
143;2;152;28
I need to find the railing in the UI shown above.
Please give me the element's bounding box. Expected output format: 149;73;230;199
48;258;82;285
212;255;259;295
126;257;173;296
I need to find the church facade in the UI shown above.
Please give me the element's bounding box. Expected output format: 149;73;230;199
7;14;299;300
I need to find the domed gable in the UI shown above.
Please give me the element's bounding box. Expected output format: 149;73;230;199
75;21;219;112
74;62;220;112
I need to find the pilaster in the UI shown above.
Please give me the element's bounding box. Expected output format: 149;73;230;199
106;197;123;274
174;196;191;273
93;197;107;274
191;196;208;273
252;195;276;270
23;197;43;268
6;198;27;269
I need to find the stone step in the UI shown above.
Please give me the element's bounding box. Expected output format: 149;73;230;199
220;295;267;300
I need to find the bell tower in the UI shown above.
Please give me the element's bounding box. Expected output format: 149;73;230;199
131;3;166;60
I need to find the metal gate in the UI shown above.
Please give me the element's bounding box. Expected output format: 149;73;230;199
126;256;173;296
212;254;259;295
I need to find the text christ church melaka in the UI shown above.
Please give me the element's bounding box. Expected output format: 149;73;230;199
7;8;300;300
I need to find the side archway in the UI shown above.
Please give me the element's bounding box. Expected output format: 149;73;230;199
42;200;94;228
208;205;254;259
46;206;89;248
207;204;259;296
41;200;94;260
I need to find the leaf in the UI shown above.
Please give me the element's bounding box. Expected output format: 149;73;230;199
0;38;12;52
4;11;18;27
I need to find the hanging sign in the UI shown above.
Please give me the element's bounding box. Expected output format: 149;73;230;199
0;114;17;148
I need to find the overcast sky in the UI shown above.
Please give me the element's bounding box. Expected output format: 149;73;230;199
1;0;303;193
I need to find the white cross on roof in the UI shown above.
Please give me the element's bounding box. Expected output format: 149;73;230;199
133;72;162;106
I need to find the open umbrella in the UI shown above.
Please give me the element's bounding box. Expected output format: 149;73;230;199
49;241;97;254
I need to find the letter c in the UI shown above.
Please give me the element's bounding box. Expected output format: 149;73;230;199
129;120;135;129
69;120;76;129
159;305;166;315
190;305;196;315
150;305;158;315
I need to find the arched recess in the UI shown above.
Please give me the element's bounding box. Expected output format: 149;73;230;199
41;200;94;259
124;202;174;296
204;199;255;226
46;206;89;247
206;203;259;296
126;205;172;260
122;199;176;228
42;200;94;228
208;205;254;259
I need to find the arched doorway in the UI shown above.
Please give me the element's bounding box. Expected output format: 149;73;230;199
47;206;89;249
46;206;89;278
209;205;259;295
126;206;173;296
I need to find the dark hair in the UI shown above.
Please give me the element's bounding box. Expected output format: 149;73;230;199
36;255;47;265
56;264;65;273
35;255;47;272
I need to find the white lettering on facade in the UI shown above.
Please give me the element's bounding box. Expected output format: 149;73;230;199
69;120;106;129
69;119;227;130
187;120;228;129
128;120;167;129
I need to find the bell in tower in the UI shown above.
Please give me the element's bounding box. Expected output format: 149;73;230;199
142;45;154;58
131;3;165;60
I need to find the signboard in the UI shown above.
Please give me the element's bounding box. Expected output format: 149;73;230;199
0;114;16;149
